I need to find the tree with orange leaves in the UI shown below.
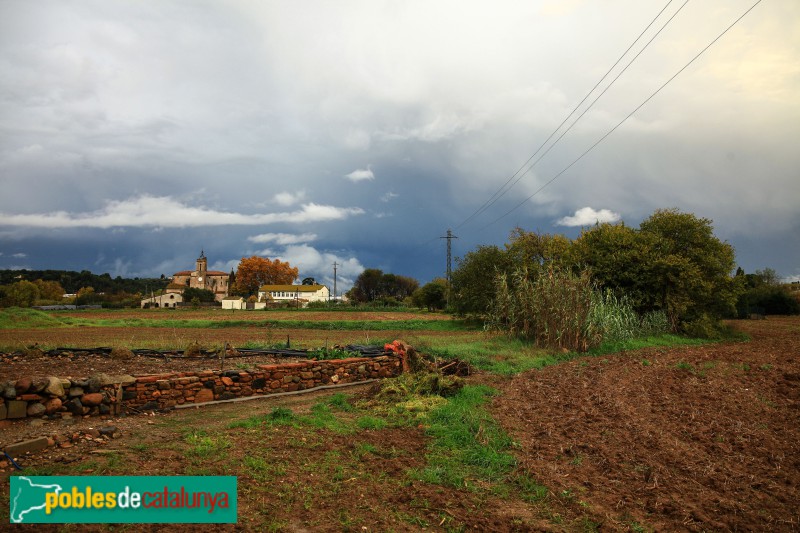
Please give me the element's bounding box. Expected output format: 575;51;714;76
233;256;299;296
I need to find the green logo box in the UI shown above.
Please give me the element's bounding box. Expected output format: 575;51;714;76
10;476;237;524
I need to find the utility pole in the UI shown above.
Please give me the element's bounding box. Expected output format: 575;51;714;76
332;261;338;302
440;229;457;308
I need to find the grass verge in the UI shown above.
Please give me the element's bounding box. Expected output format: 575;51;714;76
410;384;516;488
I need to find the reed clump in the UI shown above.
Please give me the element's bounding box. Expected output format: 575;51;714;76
486;267;669;352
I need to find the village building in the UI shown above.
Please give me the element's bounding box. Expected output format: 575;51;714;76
140;292;184;309
222;282;330;310
169;251;231;301
141;251;231;308
221;296;245;310
258;283;330;305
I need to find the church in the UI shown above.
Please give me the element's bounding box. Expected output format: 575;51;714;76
168;251;231;302
141;251;231;307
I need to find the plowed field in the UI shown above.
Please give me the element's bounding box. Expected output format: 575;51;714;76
492;316;800;531
1;316;798;531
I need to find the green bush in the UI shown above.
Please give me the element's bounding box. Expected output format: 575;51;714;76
737;286;800;316
589;291;670;342
682;313;721;339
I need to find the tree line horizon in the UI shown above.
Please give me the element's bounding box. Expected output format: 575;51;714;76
0;208;797;325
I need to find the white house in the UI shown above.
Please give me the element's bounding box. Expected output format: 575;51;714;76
141;292;183;308
258;284;330;307
221;296;245;310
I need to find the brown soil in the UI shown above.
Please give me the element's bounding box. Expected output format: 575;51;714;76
491;316;800;531
0;327;475;354
53;310;457;322
1;317;798;532
1;350;310;378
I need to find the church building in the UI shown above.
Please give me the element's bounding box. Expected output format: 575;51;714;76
167;251;231;302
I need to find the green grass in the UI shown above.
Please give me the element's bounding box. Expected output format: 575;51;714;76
183;429;231;458
229;403;353;434
0;307;67;329
417;337;561;375
419;332;730;376
325;393;356;412
299;403;353;434
588;334;715;356
242;455;288;481
228;407;299;429
356;416;388;430
515;474;549;502
410;385;517;488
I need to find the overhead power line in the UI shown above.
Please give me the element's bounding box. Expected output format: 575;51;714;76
456;0;679;230
479;0;764;231
468;0;692;227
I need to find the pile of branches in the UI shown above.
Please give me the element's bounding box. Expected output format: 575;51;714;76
383;340;473;376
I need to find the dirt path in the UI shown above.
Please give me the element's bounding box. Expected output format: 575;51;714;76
492;317;800;531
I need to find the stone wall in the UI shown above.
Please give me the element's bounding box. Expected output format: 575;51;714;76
0;355;401;421
1;375;128;422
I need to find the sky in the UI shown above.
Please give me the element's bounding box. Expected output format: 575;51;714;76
1;0;798;292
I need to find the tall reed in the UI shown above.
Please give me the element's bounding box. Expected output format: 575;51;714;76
487;270;670;351
487;267;600;352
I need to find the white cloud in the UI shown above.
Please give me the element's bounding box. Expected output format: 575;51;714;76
556;207;621;227
380;192;399;203
0;195;364;228
248;232;317;245
12;252;27;258
278;244;365;292
344;166;375;182
273;191;306;206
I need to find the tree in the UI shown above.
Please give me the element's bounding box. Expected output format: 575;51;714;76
233;256;298;296
33;279;65;301
75;286;101;305
573;209;741;333
572;222;658;311
183;287;216;303
639;209;740;330
348;269;385;303
412;279;448;311
4;280;39;307
505;227;573;272
736;267;799;316
347;270;420;303
381;274;419;300
450;245;513;316
742;268;781;288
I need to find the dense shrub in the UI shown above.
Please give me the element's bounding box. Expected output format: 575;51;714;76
589;291;670;343
737;286;800;316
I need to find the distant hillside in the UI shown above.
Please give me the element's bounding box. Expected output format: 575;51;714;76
0;269;169;295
